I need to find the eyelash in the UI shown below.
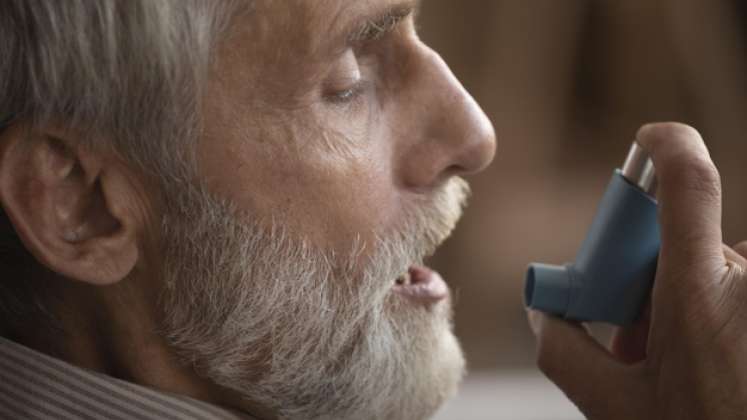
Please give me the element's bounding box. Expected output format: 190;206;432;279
323;15;411;109
325;80;369;106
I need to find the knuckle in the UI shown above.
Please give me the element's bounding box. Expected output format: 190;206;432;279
667;155;721;201
688;155;721;183
688;159;722;202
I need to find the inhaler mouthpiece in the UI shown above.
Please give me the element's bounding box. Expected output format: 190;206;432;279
524;142;661;325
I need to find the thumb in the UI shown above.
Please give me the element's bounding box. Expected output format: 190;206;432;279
528;310;644;419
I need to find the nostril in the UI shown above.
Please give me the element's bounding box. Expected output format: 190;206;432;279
443;164;467;179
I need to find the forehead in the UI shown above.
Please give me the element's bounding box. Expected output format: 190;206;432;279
234;0;417;55
212;0;418;106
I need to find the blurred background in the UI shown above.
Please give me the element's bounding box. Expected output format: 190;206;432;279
418;1;747;418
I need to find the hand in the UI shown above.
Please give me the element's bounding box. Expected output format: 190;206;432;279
527;123;747;420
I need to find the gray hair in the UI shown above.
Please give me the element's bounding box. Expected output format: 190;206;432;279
0;0;246;327
0;0;247;172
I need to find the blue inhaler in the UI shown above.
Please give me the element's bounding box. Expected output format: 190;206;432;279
524;143;660;326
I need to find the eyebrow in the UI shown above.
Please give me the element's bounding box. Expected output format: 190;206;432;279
346;2;419;44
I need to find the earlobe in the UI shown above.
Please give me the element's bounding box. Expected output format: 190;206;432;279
0;123;140;285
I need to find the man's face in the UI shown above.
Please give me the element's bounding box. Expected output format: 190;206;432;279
199;0;495;252
157;0;496;418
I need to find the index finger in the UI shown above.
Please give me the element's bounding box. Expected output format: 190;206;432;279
636;123;725;272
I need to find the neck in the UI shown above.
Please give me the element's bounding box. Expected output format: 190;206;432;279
7;271;270;420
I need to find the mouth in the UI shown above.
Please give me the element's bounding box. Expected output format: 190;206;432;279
393;265;449;305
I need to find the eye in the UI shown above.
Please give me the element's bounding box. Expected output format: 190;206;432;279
322;49;369;107
325;81;367;105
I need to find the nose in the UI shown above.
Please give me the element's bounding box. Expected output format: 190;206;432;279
398;44;497;190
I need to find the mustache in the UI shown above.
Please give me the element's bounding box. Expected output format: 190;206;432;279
416;176;472;257
366;177;472;283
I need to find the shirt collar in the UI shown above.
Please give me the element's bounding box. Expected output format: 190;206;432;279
0;336;252;419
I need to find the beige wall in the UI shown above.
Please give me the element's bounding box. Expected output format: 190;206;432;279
418;0;747;370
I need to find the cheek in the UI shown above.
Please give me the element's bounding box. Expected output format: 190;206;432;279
280;105;401;250
199;116;400;252
283;140;399;250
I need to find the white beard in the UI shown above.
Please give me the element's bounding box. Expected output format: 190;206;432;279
157;178;470;420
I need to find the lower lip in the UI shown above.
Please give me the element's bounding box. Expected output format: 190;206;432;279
393;265;450;304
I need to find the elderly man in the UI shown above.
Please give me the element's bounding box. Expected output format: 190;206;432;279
0;1;745;420
1;1;490;419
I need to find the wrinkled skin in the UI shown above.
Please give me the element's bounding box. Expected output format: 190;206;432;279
201;0;496;254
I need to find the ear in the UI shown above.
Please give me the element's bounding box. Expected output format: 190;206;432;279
0;123;140;285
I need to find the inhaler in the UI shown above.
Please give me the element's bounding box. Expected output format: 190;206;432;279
524;143;661;326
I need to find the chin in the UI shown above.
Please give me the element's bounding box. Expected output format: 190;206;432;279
344;295;466;420
399;326;465;420
238;296;466;420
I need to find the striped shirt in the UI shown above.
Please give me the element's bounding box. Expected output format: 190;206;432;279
0;336;252;420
